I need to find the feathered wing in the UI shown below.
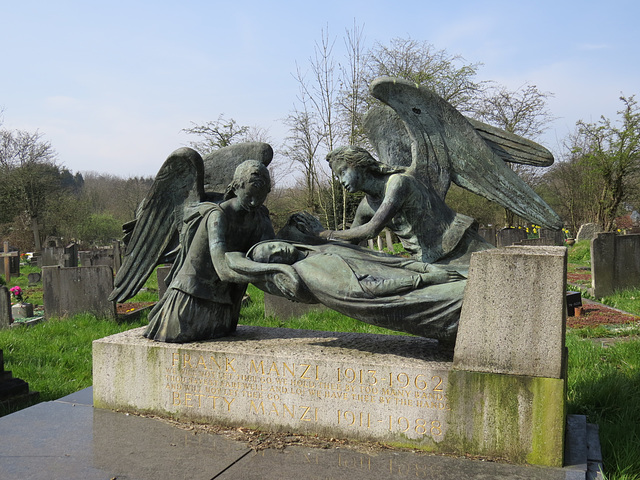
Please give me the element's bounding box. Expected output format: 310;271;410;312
109;147;205;303
366;77;562;229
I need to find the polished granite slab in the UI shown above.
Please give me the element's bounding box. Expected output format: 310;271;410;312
0;388;590;480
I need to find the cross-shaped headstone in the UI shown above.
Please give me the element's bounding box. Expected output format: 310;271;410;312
1;241;19;283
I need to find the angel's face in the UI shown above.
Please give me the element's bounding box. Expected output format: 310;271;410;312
332;159;363;194
236;179;269;212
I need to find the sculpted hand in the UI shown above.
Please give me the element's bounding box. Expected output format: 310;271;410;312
419;267;465;285
272;268;302;301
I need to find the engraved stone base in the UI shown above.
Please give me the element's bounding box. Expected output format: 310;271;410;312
94;326;453;448
93;325;566;466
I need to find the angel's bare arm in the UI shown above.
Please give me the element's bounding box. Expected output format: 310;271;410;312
326;174;408;242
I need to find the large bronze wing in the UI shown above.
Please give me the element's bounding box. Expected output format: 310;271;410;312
364;76;562;229
109;147;205;303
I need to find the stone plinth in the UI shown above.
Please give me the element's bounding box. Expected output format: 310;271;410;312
94;327;452;448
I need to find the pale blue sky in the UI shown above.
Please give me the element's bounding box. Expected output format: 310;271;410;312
1;1;638;181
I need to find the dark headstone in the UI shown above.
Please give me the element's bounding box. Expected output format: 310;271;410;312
539;228;565;246
478;227;497;246
156;265;172;300
263;292;327;319
0;287;11;329
566;291;582;317
27;272;41;286
591;232;640;298
42;266;116;319
0;349;39;408
496;227;527;247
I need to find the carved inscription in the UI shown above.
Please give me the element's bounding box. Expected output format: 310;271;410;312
164;351;450;440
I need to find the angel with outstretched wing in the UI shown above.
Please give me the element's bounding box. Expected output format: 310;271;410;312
311;76;562;268
109;144;294;343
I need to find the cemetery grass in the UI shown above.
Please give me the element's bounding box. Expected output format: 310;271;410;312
566;333;640;480
0;314;148;416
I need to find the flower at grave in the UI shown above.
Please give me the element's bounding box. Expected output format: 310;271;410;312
9;286;26;303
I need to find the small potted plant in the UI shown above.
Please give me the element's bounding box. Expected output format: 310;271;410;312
9;286;33;319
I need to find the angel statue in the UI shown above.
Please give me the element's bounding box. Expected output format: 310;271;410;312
287;76;562;270
109;143;300;343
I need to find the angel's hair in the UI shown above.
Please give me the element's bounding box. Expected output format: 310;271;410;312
326;146;405;175
224;160;271;200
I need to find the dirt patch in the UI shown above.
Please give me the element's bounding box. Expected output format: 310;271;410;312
567;301;640;329
116;302;155;315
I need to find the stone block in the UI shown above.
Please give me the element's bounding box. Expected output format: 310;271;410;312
42;266;116;319
453;246;567;378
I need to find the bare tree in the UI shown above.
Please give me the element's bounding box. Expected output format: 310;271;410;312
367;38;484;112
0;129;59;250
472;84;556;139
182;114;250;155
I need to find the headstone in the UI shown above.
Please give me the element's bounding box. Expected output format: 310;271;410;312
591;232;640;298
27;272;41;286
576;223;601;242
0;286;11;328
496;227;527;247
8;247;20;275
1;241;19;283
539;228;565;246
478;226;497;246
514;237;556;246
0;349;39;408
263;292;327;319
566;291;582;316
42;266;116;319
79;248;116;269
156;265;172;300
63;243;78;268
41;245;79;268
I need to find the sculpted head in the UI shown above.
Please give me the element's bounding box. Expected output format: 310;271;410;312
224;160;271;208
248;241;303;265
326;146;404;176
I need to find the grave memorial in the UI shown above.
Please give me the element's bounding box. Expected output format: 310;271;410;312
1;241;20;283
94;77;568;467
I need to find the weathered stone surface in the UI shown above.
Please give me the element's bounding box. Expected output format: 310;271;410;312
94;327;452;448
445;370;565;467
576;223;601;242
42;266;116;319
591;232;640;298
0;287;11;328
453;246;567;378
